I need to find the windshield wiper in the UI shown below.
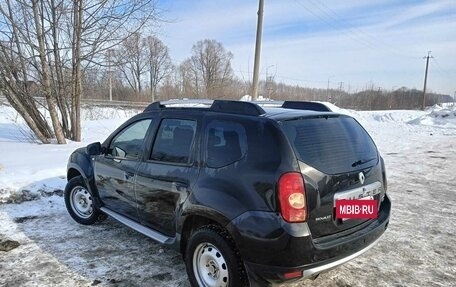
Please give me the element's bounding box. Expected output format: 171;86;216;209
351;157;376;167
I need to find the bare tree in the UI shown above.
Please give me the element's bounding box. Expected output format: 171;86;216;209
114;33;148;95
188;39;234;98
178;59;200;98
71;0;159;141
32;0;66;143
146;36;172;102
0;0;56;143
0;0;160;143
49;0;72;139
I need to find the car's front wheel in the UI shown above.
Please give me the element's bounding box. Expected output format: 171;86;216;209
64;176;105;225
185;226;248;287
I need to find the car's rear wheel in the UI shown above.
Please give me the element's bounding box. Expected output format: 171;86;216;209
64;176;105;225
185;226;248;287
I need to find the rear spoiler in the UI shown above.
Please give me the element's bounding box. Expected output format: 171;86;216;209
253;101;332;112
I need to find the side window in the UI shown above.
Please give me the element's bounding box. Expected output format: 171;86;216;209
205;120;247;168
109;119;152;159
150;119;197;164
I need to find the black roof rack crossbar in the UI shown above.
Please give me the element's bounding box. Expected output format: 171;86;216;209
144;99;265;116
144;101;163;111
281;101;332;112
144;99;213;112
210;100;265;116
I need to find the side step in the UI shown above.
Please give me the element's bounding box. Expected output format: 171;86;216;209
100;207;175;245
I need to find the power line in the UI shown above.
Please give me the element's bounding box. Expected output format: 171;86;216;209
235;69;329;84
309;0;415;57
293;0;419;59
275;74;329;84
431;57;454;79
305;0;379;48
292;0;378;51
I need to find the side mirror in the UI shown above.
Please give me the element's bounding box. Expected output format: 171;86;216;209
86;142;101;156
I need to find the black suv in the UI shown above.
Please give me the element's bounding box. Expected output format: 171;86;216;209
64;100;390;287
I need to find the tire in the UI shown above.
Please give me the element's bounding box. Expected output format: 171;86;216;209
185;225;248;287
64;175;106;225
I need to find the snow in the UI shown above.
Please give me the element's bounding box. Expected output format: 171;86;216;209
408;104;456;130
1;103;455;286
0;105;141;203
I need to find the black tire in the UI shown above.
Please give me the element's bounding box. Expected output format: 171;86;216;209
64;175;106;225
185;225;248;287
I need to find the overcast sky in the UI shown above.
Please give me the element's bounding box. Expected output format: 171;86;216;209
156;0;456;96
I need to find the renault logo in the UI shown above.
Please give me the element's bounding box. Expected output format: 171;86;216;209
359;172;365;184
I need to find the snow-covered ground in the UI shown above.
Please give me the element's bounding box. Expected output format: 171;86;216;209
0;105;139;203
0;103;455;287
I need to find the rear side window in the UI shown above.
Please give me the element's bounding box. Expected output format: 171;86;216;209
281;116;378;174
205;120;247;168
150;119;197;164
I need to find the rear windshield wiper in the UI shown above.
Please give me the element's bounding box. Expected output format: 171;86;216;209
351;157;376;167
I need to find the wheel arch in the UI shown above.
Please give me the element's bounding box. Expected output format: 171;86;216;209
181;213;250;287
67;165;84;181
179;211;233;256
66;161;100;207
67;151;93;181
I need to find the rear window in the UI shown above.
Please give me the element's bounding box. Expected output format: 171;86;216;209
281;116;378;174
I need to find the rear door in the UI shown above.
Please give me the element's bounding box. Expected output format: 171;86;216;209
281;115;385;238
135;116;201;236
95;118;153;221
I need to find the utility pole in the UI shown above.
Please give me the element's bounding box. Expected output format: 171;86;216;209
251;0;264;101
327;76;334;102
422;51;433;110
265;64;275;99
108;49;113;102
327;79;330;102
338;81;344;105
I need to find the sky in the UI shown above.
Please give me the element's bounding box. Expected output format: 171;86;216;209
155;0;456;96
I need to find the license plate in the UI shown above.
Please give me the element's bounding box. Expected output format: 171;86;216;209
334;182;381;221
336;199;378;220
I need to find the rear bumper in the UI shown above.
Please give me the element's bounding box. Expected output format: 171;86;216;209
228;195;391;284
244;228;386;283
301;235;382;278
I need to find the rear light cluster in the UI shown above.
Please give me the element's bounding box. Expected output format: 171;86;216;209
278;172;307;222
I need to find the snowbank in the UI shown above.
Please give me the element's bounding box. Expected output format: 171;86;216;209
408;104;456;129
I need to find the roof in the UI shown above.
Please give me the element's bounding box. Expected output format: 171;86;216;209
143;99;334;119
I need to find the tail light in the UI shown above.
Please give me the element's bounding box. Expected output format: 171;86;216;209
278;172;307;222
